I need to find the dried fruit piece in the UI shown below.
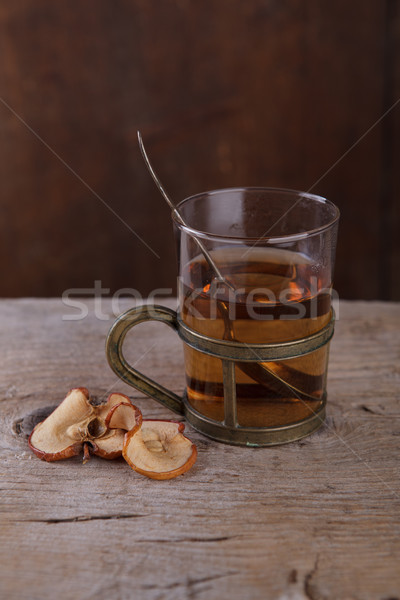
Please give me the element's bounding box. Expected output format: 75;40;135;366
29;388;141;463
123;420;197;480
105;401;142;432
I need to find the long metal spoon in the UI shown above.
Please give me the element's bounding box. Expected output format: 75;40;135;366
137;131;231;288
137;131;320;403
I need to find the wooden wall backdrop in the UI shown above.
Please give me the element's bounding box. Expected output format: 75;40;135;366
0;0;399;300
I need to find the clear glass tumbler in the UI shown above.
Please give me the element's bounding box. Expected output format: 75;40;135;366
107;187;339;445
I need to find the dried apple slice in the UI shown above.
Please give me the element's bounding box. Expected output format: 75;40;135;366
29;388;91;461
105;401;142;433
123;420;197;480
28;389;142;463
89;430;126;461
96;401;143;459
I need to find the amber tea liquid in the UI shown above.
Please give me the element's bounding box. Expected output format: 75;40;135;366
180;247;331;427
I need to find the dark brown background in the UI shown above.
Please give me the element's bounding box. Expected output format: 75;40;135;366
1;0;399;300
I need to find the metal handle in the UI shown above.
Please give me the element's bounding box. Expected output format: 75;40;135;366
106;305;184;415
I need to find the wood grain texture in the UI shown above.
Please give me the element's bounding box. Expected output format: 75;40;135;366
0;298;399;600
0;1;399;300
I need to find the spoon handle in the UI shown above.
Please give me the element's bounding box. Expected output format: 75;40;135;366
137;131;228;285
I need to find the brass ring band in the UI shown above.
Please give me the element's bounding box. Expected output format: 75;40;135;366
177;310;335;362
183;393;327;447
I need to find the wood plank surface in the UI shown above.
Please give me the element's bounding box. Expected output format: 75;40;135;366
0;299;399;600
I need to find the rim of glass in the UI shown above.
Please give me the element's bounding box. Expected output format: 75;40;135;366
173;186;340;244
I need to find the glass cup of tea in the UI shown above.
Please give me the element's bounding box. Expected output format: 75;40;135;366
106;187;340;446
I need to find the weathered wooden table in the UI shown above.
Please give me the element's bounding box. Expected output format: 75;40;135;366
1;299;399;600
